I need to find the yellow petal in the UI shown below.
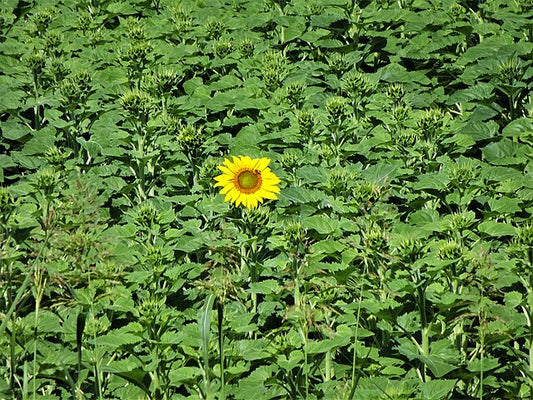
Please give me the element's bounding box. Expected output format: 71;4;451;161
224;158;239;173
258;189;278;199
261;157;272;171
217;165;235;175
242;155;253;167
219;183;233;194
250;196;258;208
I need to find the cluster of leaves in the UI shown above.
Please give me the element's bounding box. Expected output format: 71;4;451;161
1;0;533;398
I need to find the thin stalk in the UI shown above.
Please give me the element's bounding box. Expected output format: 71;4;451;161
349;281;364;397
479;299;485;400
303;327;309;398
416;271;428;381
32;266;45;400
32;70;40;131
0;232;50;338
217;301;225;400
200;294;215;399
325;350;331;381
294;275;300;308
527;272;533;400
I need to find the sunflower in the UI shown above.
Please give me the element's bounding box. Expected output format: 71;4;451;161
214;155;281;209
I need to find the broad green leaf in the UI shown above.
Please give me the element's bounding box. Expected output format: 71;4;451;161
482;139;529;165
418;379;457;400
478;221;516;237
303;215;339;235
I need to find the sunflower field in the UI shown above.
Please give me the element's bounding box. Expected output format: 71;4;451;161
1;0;533;398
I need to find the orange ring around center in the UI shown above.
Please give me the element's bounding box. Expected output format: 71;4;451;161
235;169;262;194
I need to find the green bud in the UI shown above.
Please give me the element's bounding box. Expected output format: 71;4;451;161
161;115;182;135
72;70;92;93
416;108;444;135
284;221;306;252
325;169;353;196
44;30;63;55
249;206;270;223
122;41;153;64
59;79;79;103
31;8;54;33
48;58;69;81
437;239;462;259
449;211;476;232
392;104;410;124
204;17;225;39
296;109;314;135
353;181;380;204
147;244;164;266
168;5;192;33
146;68;182;96
261;50;287;90
136;203;159;226
385;83;405;102
120;89;153;118
280;151;300;170
328;53;348;76
448;3;465;21
199;157;220;184
395;129;417;147
0;187;13;214
43;146;71;165
516;223;533;245
262;50;286;69
34;167;60;194
449;158;477;184
307;0;323;14
325;96;348;122
342;70;375;97
362;223;386;250
395;239;423;260
498;57;522;83
237;38;254;58
26;51;46;74
214;38;233;58
123;17;146;40
77;12;93;31
284;81;306;106
177;125;203;151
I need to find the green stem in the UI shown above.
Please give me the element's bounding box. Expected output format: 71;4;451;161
294;276;300;308
0;233;50;339
527;274;533;400
33;70;40;131
217;301;225;400
416;272;429;381
325;350;331;381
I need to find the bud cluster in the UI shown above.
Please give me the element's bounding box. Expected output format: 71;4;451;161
262;50;287;91
325;96;348;123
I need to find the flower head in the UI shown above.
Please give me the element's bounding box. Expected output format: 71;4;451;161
214;156;281;209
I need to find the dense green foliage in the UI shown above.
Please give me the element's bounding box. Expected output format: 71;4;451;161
1;0;533;398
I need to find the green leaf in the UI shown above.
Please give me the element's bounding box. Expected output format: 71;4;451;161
303;215;339;235
94;331;142;348
418;379;457;400
482;139;529;165
168;366;202;383
502;118;533;140
488;197;522;214
250;279;281;294
467;357;500;372
360;163;399;185
478;221;516;237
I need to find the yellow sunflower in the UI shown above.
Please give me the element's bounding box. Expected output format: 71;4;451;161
214;155;281;209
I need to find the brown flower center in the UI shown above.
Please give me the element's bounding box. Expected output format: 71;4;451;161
235;169;262;193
